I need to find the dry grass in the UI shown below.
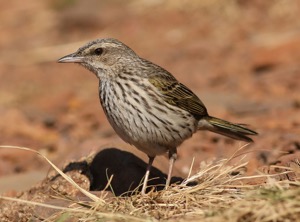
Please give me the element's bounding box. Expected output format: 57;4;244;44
1;145;300;221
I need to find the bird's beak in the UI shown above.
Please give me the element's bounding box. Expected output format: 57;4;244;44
57;53;84;63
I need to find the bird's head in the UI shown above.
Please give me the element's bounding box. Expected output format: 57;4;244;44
58;38;138;79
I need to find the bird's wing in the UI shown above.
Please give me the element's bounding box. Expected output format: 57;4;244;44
149;74;208;119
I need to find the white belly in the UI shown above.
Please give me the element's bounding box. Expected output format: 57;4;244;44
99;79;197;157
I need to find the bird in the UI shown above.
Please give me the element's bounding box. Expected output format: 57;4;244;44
58;38;257;195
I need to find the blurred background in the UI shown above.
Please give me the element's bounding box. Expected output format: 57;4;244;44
0;0;300;193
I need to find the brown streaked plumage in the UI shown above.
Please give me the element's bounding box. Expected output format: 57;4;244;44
58;38;257;195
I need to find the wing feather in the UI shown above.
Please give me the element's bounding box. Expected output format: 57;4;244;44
149;74;207;119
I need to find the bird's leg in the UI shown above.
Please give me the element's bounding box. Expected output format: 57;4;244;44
141;156;155;195
165;148;177;189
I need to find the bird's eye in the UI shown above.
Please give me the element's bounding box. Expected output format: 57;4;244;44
94;48;103;55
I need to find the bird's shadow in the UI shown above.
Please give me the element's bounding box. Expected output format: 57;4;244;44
52;148;191;196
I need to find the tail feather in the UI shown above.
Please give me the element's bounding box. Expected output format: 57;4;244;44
198;116;258;142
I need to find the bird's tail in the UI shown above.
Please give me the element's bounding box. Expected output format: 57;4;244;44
198;116;257;142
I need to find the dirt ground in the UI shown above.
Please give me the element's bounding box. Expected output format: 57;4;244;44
0;0;300;220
